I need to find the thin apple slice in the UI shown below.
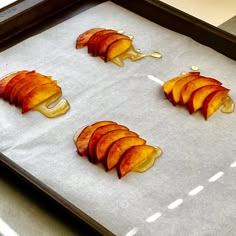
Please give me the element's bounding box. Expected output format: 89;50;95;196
3;71;31;101
74;121;116;156
16;78;57;107
117;145;162;178
97;32;130;59
180;76;222;105
188;85;226;114
21;82;61;113
87;29;116;55
105;136;146;171
76;28;105;49
88;124;129;163
202;89;230;120
10;72;52;105
95;129;138;163
170;73;200;105
0;70;28;97
105;38;132;62
162;72;200;97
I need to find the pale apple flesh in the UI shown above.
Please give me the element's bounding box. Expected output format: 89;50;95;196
105;38;132;62
202;89;230;120
74;121;117;156
105;136;146;171
88;124;129;163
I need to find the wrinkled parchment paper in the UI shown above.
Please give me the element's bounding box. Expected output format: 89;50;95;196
0;2;236;235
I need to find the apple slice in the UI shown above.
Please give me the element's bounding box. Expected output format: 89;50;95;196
162;72;200;97
105;38;132;62
117;145;162;178
188;85;226;114
88;124;129;163
3;71;31;101
202;89;230;120
87;29;116;55
95;129;138;163
74;121;116;156
97;32;130;59
170;73;200;105
180;76;222;105
21;82;61;113
0;70;28;97
76;28;105;49
10;72;52;105
105;136;146;171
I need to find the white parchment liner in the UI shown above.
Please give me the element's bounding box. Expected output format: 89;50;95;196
0;2;235;235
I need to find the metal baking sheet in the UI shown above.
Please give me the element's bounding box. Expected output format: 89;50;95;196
0;1;236;235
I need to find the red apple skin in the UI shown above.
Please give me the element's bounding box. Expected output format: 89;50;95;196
88;124;129;163
87;29;116;55
75;121;117;156
201;89;230;120
10;72;52;105
188;85;226;114
180;76;222;105
2;71;30;101
76;28;105;49
0;70;28;97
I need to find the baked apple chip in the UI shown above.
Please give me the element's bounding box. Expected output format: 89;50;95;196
163;72;234;119
76;27;161;66
118;145;162;179
105;136;146;171
0;70;70;118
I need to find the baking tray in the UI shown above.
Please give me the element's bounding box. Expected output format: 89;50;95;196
1;1;236;235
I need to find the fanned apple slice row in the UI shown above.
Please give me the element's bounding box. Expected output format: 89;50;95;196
105;136;146;171
74;121;117;156
202;89;230;120
0;70;28;97
76;28;105;49
95;129;138;163
88;124;129;163
118;145;162;178
105;38;132;62
180;76;222;105
87;29;117;55
3;70;32;101
10;72;52;105
188;85;227;114
162;72;200;97
21;81;61;113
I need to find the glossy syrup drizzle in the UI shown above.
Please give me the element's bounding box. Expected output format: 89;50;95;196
221;96;235;113
112;45;161;67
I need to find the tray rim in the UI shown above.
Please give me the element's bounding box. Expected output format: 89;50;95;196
0;0;236;234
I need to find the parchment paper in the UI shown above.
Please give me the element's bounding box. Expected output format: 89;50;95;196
0;2;236;235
